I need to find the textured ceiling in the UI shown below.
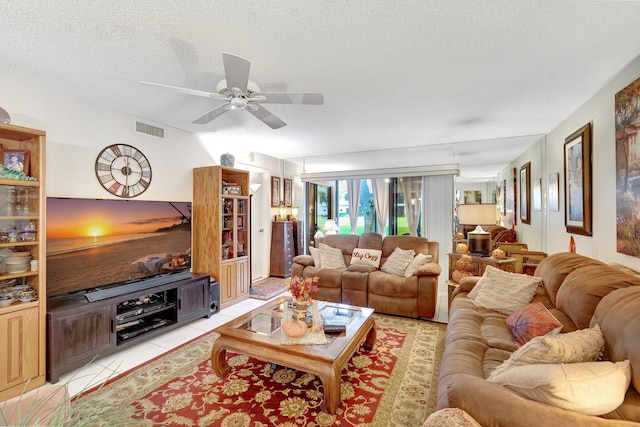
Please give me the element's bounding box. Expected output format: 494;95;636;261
2;1;640;179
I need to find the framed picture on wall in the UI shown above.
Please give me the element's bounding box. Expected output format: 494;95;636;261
564;123;592;236
520;162;531;224
284;178;292;206
548;172;560;212
533;178;542;211
271;177;281;207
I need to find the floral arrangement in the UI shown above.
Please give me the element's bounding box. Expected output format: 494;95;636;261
286;275;319;303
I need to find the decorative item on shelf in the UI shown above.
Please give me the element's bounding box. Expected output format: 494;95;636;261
455;242;469;254
491;248;506;259
569;236;576;253
322;219;339;235
452;254;474;282
0;107;10;124
220;153;235;167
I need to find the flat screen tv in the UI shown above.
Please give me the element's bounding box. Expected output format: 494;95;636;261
46;198;192;298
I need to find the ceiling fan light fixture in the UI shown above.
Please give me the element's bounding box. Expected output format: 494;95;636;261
229;98;247;109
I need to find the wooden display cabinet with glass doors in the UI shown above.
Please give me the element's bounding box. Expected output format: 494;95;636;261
193;166;250;309
0;123;46;401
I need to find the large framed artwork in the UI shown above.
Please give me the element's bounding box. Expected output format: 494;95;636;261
564;123;592;236
615;76;640;255
520;162;531;224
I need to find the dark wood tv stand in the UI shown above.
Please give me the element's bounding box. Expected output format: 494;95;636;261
46;272;211;383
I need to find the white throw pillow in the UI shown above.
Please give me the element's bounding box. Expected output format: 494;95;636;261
470;266;541;315
380;247;415;276
350;248;383;268
488;324;604;380
404;253;433;277
318;243;347;269
489;360;631;416
309;246;321;268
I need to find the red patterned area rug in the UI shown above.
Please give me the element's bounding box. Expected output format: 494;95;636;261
71;315;446;427
250;277;288;300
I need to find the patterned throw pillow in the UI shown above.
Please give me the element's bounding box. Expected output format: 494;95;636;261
506;302;563;346
471;266;541;315
318;243;347;269
404;253;433;277
488;324;605;380
380;247;415;276
350;248;383;268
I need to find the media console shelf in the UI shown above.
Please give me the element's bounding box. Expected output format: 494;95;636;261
46;272;210;383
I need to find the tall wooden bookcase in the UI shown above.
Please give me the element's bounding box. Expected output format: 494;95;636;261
192;166;250;309
0;123;46;401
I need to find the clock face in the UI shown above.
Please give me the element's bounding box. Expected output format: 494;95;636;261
95;144;152;198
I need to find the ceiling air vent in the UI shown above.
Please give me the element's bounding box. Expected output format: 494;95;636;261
135;121;164;138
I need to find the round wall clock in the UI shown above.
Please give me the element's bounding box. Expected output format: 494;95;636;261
95;144;152;198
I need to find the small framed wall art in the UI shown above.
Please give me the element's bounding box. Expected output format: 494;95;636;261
284;178;292;206
1;150;29;175
520;162;531;224
564;123;592;236
271;176;281;207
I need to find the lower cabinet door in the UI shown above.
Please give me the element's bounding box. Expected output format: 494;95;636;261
0;307;39;393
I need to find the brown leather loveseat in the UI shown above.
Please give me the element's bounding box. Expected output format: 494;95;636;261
438;252;640;426
291;232;441;318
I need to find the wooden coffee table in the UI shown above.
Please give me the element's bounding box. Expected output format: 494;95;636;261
210;296;376;414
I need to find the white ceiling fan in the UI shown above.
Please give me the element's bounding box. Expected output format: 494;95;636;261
140;52;324;129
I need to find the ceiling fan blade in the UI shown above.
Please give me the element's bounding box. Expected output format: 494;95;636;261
257;92;324;105
247;104;286;129
222;52;251;93
192;104;230;124
140;81;227;100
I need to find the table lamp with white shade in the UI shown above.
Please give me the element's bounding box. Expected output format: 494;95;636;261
322;219;339;235
457;203;497;256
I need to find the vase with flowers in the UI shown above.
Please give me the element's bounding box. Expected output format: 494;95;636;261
286;275;319;321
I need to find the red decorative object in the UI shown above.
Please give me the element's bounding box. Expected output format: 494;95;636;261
286;275;318;304
569;236;576;253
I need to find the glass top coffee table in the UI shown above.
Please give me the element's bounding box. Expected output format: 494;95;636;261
210;296;376;414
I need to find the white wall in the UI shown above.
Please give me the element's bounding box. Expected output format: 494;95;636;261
497;137;545;251
1;75;282;280
508;54;640;270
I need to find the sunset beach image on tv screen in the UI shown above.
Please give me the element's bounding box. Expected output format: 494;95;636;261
46;198;191;297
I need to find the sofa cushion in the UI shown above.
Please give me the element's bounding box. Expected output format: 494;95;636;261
318;243;347;269
555;264;640;329
506;302;562;346
489;360;631;416
309;246;321;267
350;247;382;268
404;253;432;277
470;266;541;315
592;286;640;395
534;252;605;306
380;247;415;276
488;324;604;380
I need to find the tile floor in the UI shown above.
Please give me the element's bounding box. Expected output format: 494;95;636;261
53;283;449;397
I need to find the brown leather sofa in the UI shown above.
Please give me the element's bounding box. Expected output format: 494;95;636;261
290;232;442;318
438;252;640;426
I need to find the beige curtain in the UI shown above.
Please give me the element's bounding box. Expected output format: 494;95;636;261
402;177;422;236
371;178;389;236
347;179;361;234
